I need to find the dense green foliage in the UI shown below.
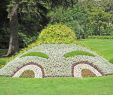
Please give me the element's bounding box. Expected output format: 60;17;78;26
0;0;78;49
0;76;113;95
64;50;95;58
48;0;113;39
21;52;49;59
38;24;76;44
1;0;113;49
0;0;48;49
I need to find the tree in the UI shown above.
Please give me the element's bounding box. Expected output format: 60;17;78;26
6;2;19;56
0;0;9;49
48;0;113;38
6;0;48;56
88;7;112;35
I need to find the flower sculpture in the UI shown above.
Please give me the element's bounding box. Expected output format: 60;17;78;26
0;24;113;78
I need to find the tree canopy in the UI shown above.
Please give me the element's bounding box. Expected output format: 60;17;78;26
0;0;113;56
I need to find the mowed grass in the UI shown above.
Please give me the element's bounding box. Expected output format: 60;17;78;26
0;49;10;67
78;39;113;63
0;76;113;95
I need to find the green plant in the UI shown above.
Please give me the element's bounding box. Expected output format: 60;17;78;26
18;32;37;47
21;52;49;59
64;50;95;58
38;24;76;44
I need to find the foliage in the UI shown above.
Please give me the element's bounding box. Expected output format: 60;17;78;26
64;50;95;58
1;0;49;50
21;52;49;59
38;24;76;44
18;32;37;47
48;0;113;39
48;7;87;39
87;7;112;36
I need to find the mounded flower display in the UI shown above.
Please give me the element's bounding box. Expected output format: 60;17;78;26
0;24;113;78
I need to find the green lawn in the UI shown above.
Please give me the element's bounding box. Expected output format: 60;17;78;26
0;76;113;95
79;39;113;63
0;39;113;95
0;57;12;68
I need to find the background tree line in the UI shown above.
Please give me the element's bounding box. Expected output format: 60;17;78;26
0;0;113;56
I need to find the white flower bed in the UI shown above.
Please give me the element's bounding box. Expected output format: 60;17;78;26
0;44;113;78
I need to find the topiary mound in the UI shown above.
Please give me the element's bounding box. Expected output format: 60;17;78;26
38;24;76;44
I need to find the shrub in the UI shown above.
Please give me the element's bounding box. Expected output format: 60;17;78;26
64;50;95;58
38;24;76;44
21;52;49;59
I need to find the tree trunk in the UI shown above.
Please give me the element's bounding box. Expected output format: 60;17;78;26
6;4;19;56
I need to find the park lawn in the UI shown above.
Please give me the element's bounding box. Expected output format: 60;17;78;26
79;39;113;63
0;76;113;95
0;57;12;68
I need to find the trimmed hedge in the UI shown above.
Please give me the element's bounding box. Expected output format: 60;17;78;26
21;52;49;59
64;50;95;58
88;36;113;39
